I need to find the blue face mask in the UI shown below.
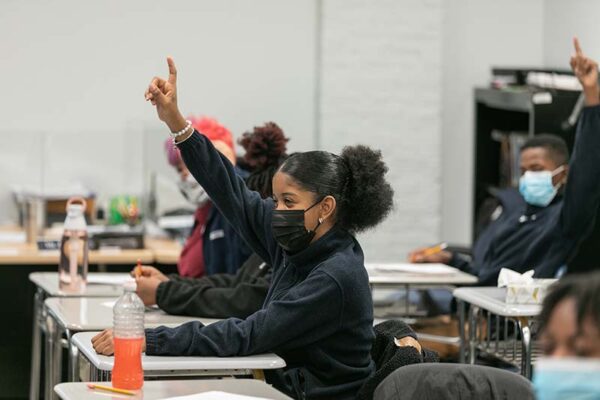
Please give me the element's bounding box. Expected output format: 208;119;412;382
518;166;565;207
533;358;600;400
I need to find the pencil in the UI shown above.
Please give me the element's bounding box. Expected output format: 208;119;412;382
410;242;448;262
136;258;142;279
422;242;448;256
87;383;135;396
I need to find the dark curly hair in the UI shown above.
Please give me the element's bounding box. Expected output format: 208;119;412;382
539;271;600;333
279;145;394;233
238;122;289;198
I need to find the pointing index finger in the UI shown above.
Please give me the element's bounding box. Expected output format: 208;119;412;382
574;37;583;56
167;56;177;85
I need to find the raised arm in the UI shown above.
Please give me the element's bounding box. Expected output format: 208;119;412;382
145;57;278;262
560;39;600;239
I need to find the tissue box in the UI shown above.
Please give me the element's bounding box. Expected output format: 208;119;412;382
506;279;557;305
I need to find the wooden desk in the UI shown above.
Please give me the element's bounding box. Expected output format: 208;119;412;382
145;237;181;265
0;237;180;265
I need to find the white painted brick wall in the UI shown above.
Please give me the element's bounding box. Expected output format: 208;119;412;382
320;0;443;262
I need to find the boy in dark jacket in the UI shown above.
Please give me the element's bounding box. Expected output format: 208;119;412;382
411;38;600;285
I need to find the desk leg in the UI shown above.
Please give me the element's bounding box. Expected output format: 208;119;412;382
89;363;95;382
50;325;65;400
29;288;44;400
404;284;410;316
468;305;479;365
44;314;57;400
458;300;466;364
517;317;532;379
66;330;80;382
253;369;265;381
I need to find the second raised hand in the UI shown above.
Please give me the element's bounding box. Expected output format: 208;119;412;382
570;38;599;106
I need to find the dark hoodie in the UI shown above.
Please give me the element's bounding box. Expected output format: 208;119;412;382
450;105;600;285
145;131;375;400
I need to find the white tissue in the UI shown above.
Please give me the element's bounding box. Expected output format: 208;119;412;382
498;268;554;305
497;268;535;288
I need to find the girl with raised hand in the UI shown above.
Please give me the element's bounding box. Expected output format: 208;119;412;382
93;57;394;400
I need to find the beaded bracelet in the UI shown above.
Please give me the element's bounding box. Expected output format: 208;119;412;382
169;120;193;139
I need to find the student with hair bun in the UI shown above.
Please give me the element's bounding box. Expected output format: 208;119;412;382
93;57;394;400
134;122;290;319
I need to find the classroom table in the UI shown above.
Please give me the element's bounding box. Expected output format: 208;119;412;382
72;331;286;383
453;287;541;379
367;264;478;346
55;379;293;400
367;263;478;290
29;272;128;400
3;232;179;400
44;296;221;399
0;243;155;265
146;237;182;265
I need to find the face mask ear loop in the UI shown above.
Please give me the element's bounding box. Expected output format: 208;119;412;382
551;165;567;188
551;165;566;177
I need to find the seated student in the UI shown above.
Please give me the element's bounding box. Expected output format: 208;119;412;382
534;271;600;398
539;271;600;358
135;122;290;319
93;56;394;400
410;38;600;285
165;116;251;277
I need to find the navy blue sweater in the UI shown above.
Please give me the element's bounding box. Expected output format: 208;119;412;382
145;132;375;400
202;205;253;275
451;105;600;285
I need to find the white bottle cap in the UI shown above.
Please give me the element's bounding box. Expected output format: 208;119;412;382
123;278;137;291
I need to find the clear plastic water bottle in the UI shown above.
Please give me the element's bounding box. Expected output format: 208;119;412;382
112;280;145;390
58;197;89;293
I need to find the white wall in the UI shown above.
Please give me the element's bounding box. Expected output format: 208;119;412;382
440;0;545;246
544;0;600;68
4;0;595;259
0;0;316;223
320;0;444;261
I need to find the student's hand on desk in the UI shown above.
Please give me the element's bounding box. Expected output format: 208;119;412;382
92;329;147;356
571;37;600;106
408;248;452;264
131;265;169;282
144;56;190;135
135;276;162;306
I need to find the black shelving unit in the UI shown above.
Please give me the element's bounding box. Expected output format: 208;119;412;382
473;87;599;274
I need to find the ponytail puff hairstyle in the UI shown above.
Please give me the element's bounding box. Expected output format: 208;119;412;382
239;122;289;199
279;145;394;233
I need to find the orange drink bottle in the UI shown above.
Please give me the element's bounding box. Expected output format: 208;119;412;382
112;280;144;390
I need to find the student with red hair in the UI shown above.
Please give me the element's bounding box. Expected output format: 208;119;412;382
163;116;251;278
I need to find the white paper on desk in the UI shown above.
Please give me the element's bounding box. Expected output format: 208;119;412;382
0;231;26;244
0;248;19;255
87;274;131;286
162;391;272;400
370;263;459;275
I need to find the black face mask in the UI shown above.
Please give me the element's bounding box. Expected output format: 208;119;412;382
271;199;323;253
